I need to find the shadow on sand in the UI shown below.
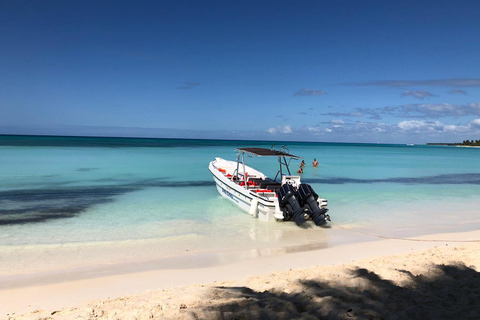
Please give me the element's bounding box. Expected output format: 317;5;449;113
192;263;480;319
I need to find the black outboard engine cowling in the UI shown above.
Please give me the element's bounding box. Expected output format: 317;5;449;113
298;184;329;226
276;183;306;225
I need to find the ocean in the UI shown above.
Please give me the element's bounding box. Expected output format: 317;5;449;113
1;135;480;277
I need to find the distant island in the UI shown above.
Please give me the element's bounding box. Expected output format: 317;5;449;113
427;139;480;146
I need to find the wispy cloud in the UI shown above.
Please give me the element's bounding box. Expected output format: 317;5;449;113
256;115;480;143
356;107;383;120
307;126;322;133
323;121;391;136
448;89;467;95
397;119;477;134
294;88;326;96
270;118;480;142
177;82;200;90
345;78;480;87
471;119;480;128
398;120;443;131
322;108;381;120
321;111;363;117
266;125;293;134
327;102;480;120
401;90;434;100
395;102;480;118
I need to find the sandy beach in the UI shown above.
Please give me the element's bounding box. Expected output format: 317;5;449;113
2;228;480;319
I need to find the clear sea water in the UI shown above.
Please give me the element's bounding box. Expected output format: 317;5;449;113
1;135;480;277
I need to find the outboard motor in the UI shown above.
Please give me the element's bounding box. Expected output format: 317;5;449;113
276;183;306;225
298;184;329;226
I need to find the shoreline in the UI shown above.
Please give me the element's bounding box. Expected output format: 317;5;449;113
2;228;480;318
4;216;478;285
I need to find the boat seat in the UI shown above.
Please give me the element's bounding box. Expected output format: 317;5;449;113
259;180;279;189
248;178;263;182
246;177;281;191
263;184;281;191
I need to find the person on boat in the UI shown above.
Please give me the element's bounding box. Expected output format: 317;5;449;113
312;158;319;167
297;160;305;173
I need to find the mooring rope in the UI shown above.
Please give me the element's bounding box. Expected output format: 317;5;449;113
330;221;480;243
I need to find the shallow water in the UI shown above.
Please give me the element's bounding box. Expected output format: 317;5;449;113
1;135;480;276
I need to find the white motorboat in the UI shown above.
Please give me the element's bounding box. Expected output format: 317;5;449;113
208;147;330;226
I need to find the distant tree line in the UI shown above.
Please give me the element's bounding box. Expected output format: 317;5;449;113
461;139;480;146
426;139;480;146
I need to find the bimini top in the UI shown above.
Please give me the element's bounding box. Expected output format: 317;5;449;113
236;147;301;159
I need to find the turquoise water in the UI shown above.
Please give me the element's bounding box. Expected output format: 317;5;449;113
1;135;480;275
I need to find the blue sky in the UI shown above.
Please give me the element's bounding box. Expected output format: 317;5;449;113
1;0;480;144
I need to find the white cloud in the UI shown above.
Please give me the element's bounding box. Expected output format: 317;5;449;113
443;124;470;132
398;120;443;131
397;120;477;134
398;120;428;130
261;117;480;144
266;125;292;134
331;119;345;125
470;119;480;128
281;125;293;134
443;125;458;132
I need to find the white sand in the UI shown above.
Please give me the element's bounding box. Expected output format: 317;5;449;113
2;229;480;319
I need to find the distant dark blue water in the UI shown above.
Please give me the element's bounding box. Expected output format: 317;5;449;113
0;134;408;148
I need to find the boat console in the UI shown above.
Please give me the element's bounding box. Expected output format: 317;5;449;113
281;175;301;188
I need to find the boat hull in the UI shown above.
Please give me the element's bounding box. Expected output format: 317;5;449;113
209;160;282;222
